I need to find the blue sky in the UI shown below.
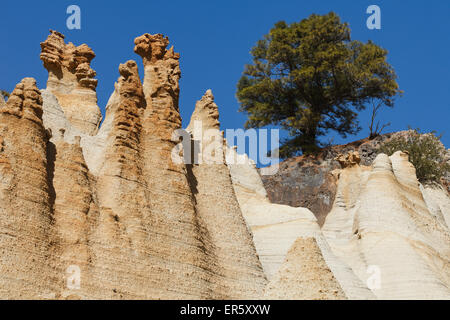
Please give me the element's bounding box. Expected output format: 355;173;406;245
1;0;449;149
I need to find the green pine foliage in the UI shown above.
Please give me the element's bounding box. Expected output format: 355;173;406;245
237;12;401;158
378;129;450;184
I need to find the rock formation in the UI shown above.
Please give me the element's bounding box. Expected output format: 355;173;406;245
40;30;102;135
335;151;361;168
51;134;98;299
422;184;450;229
264;238;347;300
0;30;449;300
186;90;267;298
226;148;375;300
0;78;57;298
261;154;339;226
322;151;450;299
0;31;269;300
131;34;258;299
261;132;450;226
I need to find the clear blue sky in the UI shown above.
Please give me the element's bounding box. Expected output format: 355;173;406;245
1;0;449;148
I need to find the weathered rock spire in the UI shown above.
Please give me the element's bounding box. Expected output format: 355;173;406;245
187;90;268;298
134;33;181;123
0;78;57;298
133;33;216;299
40;30;102;135
187;89;220;132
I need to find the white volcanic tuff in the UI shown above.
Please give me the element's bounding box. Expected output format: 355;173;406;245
322;152;450;299
226;147;376;300
421;185;450;229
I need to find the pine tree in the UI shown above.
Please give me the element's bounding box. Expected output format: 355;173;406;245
237;12;401;157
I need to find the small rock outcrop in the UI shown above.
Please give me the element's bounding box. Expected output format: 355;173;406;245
335;151;361;168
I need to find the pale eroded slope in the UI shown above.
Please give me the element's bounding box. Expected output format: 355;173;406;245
227;149;375;299
322;152;450;299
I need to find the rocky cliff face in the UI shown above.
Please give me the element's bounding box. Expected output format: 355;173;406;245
261;155;339;226
227;149;375;300
1;31;449;300
0;31;266;299
229;146;450;300
261;133;450;226
322;151;450;299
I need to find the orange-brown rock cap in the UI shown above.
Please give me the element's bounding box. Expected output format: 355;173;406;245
40;30;98;90
40;30;65;69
